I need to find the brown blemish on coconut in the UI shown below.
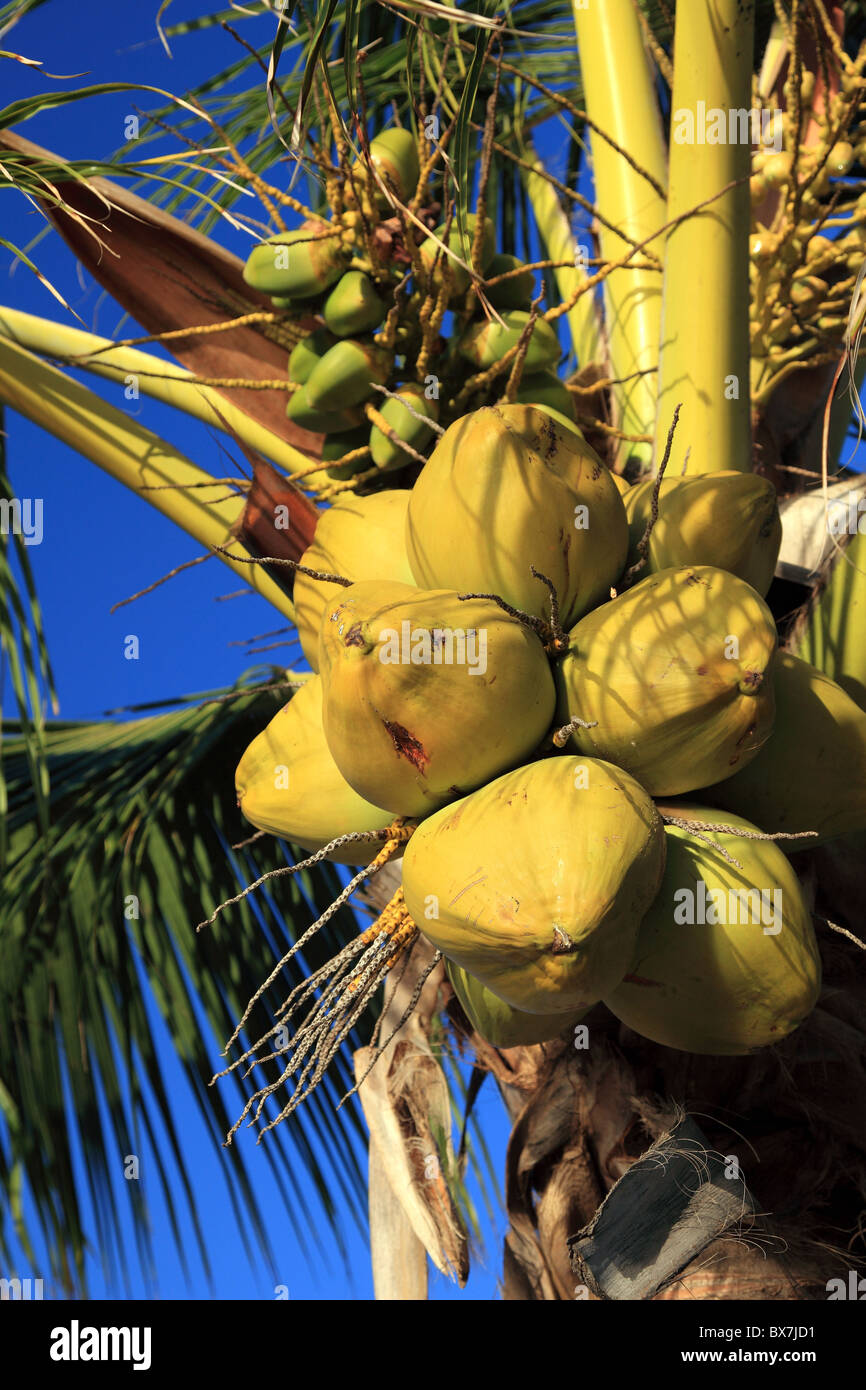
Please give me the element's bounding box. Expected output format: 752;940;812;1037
538;416;559;461
382;720;429;770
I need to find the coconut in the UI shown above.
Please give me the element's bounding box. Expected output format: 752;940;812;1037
288;328;338;384
293;490;415;669
303;338;392;411
402;755;666;1013
322;270;387;337
318;581;556;816
623;471;782;596
514;370;577;421
699;651;866;845
484;253;535;310
234;677;394;865
458;311;561;372
554;565;777;795
405;404;628;627
369;383;439;468
447;960;588;1047
369;127;420;203
419;214;496;296
243;222;348;299
603;805;821;1054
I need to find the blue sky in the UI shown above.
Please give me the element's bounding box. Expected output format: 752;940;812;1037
0;0;514;1301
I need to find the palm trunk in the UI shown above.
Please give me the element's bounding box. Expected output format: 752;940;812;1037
493;962;866;1300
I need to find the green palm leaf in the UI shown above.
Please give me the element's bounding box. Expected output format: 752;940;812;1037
0;673;379;1293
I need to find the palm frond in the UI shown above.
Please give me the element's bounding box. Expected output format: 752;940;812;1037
0;402;57;871
0;675;378;1293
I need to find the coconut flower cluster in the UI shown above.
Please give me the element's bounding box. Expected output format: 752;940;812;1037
230;399;866;1084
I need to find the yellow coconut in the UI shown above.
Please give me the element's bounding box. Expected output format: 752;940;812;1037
609;471;631;497
699;652;866;845
293;491;415;670
554;565;777;795
447;960;588;1048
318;581;556;817
604;805;821;1054
406;404;628;627
234;677;395;865
402;756;666;1014
623;471;782;596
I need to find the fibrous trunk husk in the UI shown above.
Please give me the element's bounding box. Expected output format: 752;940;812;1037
468;923;866;1300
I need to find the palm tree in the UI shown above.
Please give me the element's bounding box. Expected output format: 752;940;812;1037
1;0;865;1299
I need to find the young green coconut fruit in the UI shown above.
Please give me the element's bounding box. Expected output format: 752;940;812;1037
293;490;415;669
699;652;866;845
321;427;374;481
603;805;821;1055
318;580;556;817
458;311;561;371
303;338;392;410
369;383;439;468
405;404;628;627
446;960;588;1048
484;253;535;310
288;328;338;384
234;677;394;866
419;214;496;295
286;387;366;433
369;127;420;204
402;756;666;1014
243;222;348;299
322;270;387;337
623;471;782;597
554;566;777;796
513;370;577;421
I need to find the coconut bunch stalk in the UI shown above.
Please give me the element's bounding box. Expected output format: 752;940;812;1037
571;0;668;477
654;0;755;477
0;335;299;619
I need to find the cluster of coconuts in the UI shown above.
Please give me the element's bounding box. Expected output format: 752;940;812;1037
242;127;575;482
235;402;866;1057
